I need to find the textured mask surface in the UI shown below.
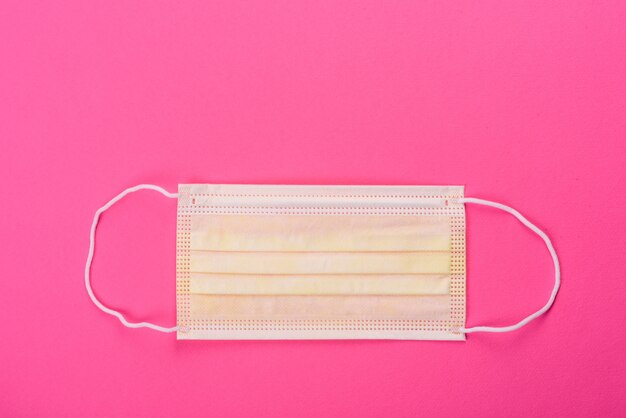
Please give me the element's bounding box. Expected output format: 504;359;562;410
176;184;465;340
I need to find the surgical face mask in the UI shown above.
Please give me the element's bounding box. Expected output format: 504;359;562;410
85;184;560;340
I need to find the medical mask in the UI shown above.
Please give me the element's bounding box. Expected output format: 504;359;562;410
85;184;560;340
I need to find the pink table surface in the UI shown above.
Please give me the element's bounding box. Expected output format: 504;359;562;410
1;1;625;416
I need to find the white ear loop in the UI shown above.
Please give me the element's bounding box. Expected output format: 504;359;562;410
85;184;179;333
453;197;561;334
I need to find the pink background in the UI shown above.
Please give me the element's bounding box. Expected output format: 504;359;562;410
1;1;625;416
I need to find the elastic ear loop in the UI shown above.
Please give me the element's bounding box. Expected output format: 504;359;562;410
84;184;179;333
452;197;561;334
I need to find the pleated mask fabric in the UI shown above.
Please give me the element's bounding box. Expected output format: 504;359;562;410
175;184;466;340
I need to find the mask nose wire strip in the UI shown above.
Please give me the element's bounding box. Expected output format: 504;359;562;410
451;197;561;334
84;184;179;333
